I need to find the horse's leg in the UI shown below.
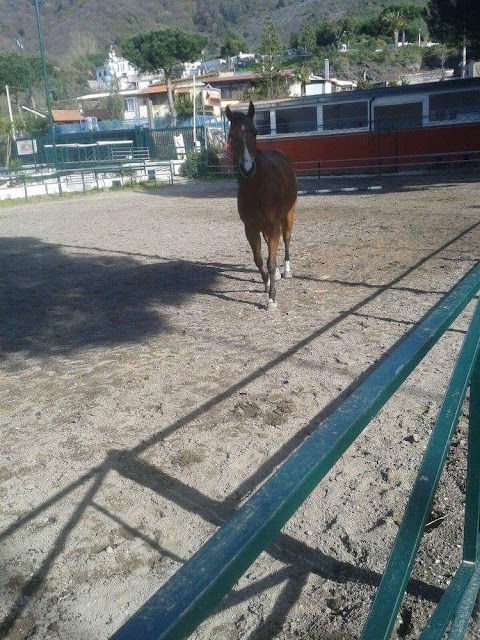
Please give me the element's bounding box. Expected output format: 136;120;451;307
245;225;269;290
282;205;295;279
266;228;281;310
263;231;281;289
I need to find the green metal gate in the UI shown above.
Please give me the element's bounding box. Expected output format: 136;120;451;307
110;264;480;640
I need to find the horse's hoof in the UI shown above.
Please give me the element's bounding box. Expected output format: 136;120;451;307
283;270;293;279
274;268;281;281
267;299;278;311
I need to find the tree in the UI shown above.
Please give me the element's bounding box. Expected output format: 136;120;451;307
257;20;285;97
0;53;28;98
105;85;125;120
122;28;208;123
298;24;317;54
315;19;339;48
220;31;247;58
424;0;480;56
0;52;45;111
294;66;311;96
174;93;193;117
382;9;407;47
0;116;14;167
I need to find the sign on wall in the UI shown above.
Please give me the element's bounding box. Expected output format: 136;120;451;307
17;139;37;155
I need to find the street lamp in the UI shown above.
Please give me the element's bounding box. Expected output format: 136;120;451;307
32;0;58;171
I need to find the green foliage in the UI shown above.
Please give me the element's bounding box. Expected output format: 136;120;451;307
181;147;221;179
0;115;14;166
424;0;480;55
220;31;247;57
259;19;283;59
242;74;290;100
0;52;27;95
254;20;288;98
293;24;317;54
105;90;124;120
174;94;192;117
122;27;208;76
0;53;44;98
122;27;208;121
356;78;373;89
315;19;339;48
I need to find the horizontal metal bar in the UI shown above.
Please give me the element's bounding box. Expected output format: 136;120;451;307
291;149;480;168
361;298;480;639
110;263;480;640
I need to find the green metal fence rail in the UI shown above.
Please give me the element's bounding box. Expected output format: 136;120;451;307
110;262;480;640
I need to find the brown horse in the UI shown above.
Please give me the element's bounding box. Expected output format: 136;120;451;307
226;101;297;310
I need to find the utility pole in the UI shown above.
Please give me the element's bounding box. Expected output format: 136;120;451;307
16;37;38;170
461;34;467;78
5;85;16;140
32;0;59;173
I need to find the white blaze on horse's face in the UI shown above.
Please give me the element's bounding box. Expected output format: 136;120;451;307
228;117;257;178
240;125;255;176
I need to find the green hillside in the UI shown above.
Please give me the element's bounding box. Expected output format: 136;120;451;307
0;0;426;63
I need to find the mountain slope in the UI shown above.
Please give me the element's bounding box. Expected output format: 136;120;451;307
1;0;425;64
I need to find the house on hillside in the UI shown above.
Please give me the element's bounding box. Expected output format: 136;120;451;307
51;108;110;132
93;46;158;92
137;72;259;122
230;52;256;69
77;88;146;121
199;59;228;75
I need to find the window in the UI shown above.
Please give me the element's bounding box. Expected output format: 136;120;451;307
373;102;423;131
430;90;480;122
125;98;135;112
275;107;317;133
323;102;368;131
254;110;271;135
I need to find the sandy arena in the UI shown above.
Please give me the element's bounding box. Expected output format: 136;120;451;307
1;174;479;640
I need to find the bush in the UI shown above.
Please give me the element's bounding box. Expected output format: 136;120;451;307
181;147;221;179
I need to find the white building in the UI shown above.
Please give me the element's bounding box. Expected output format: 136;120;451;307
199;58;228;75
94;47;158;91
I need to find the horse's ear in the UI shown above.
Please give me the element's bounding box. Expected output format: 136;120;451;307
225;105;233;122
248;101;255;119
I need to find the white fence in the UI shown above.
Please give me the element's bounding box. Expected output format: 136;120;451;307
0;160;184;202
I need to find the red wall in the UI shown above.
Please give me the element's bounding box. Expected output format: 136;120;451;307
257;122;480;173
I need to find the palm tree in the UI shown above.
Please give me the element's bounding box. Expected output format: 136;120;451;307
382;10;406;48
294;66;311;96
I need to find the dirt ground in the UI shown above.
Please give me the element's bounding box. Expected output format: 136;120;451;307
1;173;479;640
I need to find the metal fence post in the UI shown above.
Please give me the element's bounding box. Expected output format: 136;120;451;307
23;175;28;201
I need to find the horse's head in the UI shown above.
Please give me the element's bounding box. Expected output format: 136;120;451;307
226;101;257;178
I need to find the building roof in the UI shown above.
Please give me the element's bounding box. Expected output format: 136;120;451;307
233;76;480;111
140;84;168;95
138;72;262;96
51;108;110;123
51;109;83;123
